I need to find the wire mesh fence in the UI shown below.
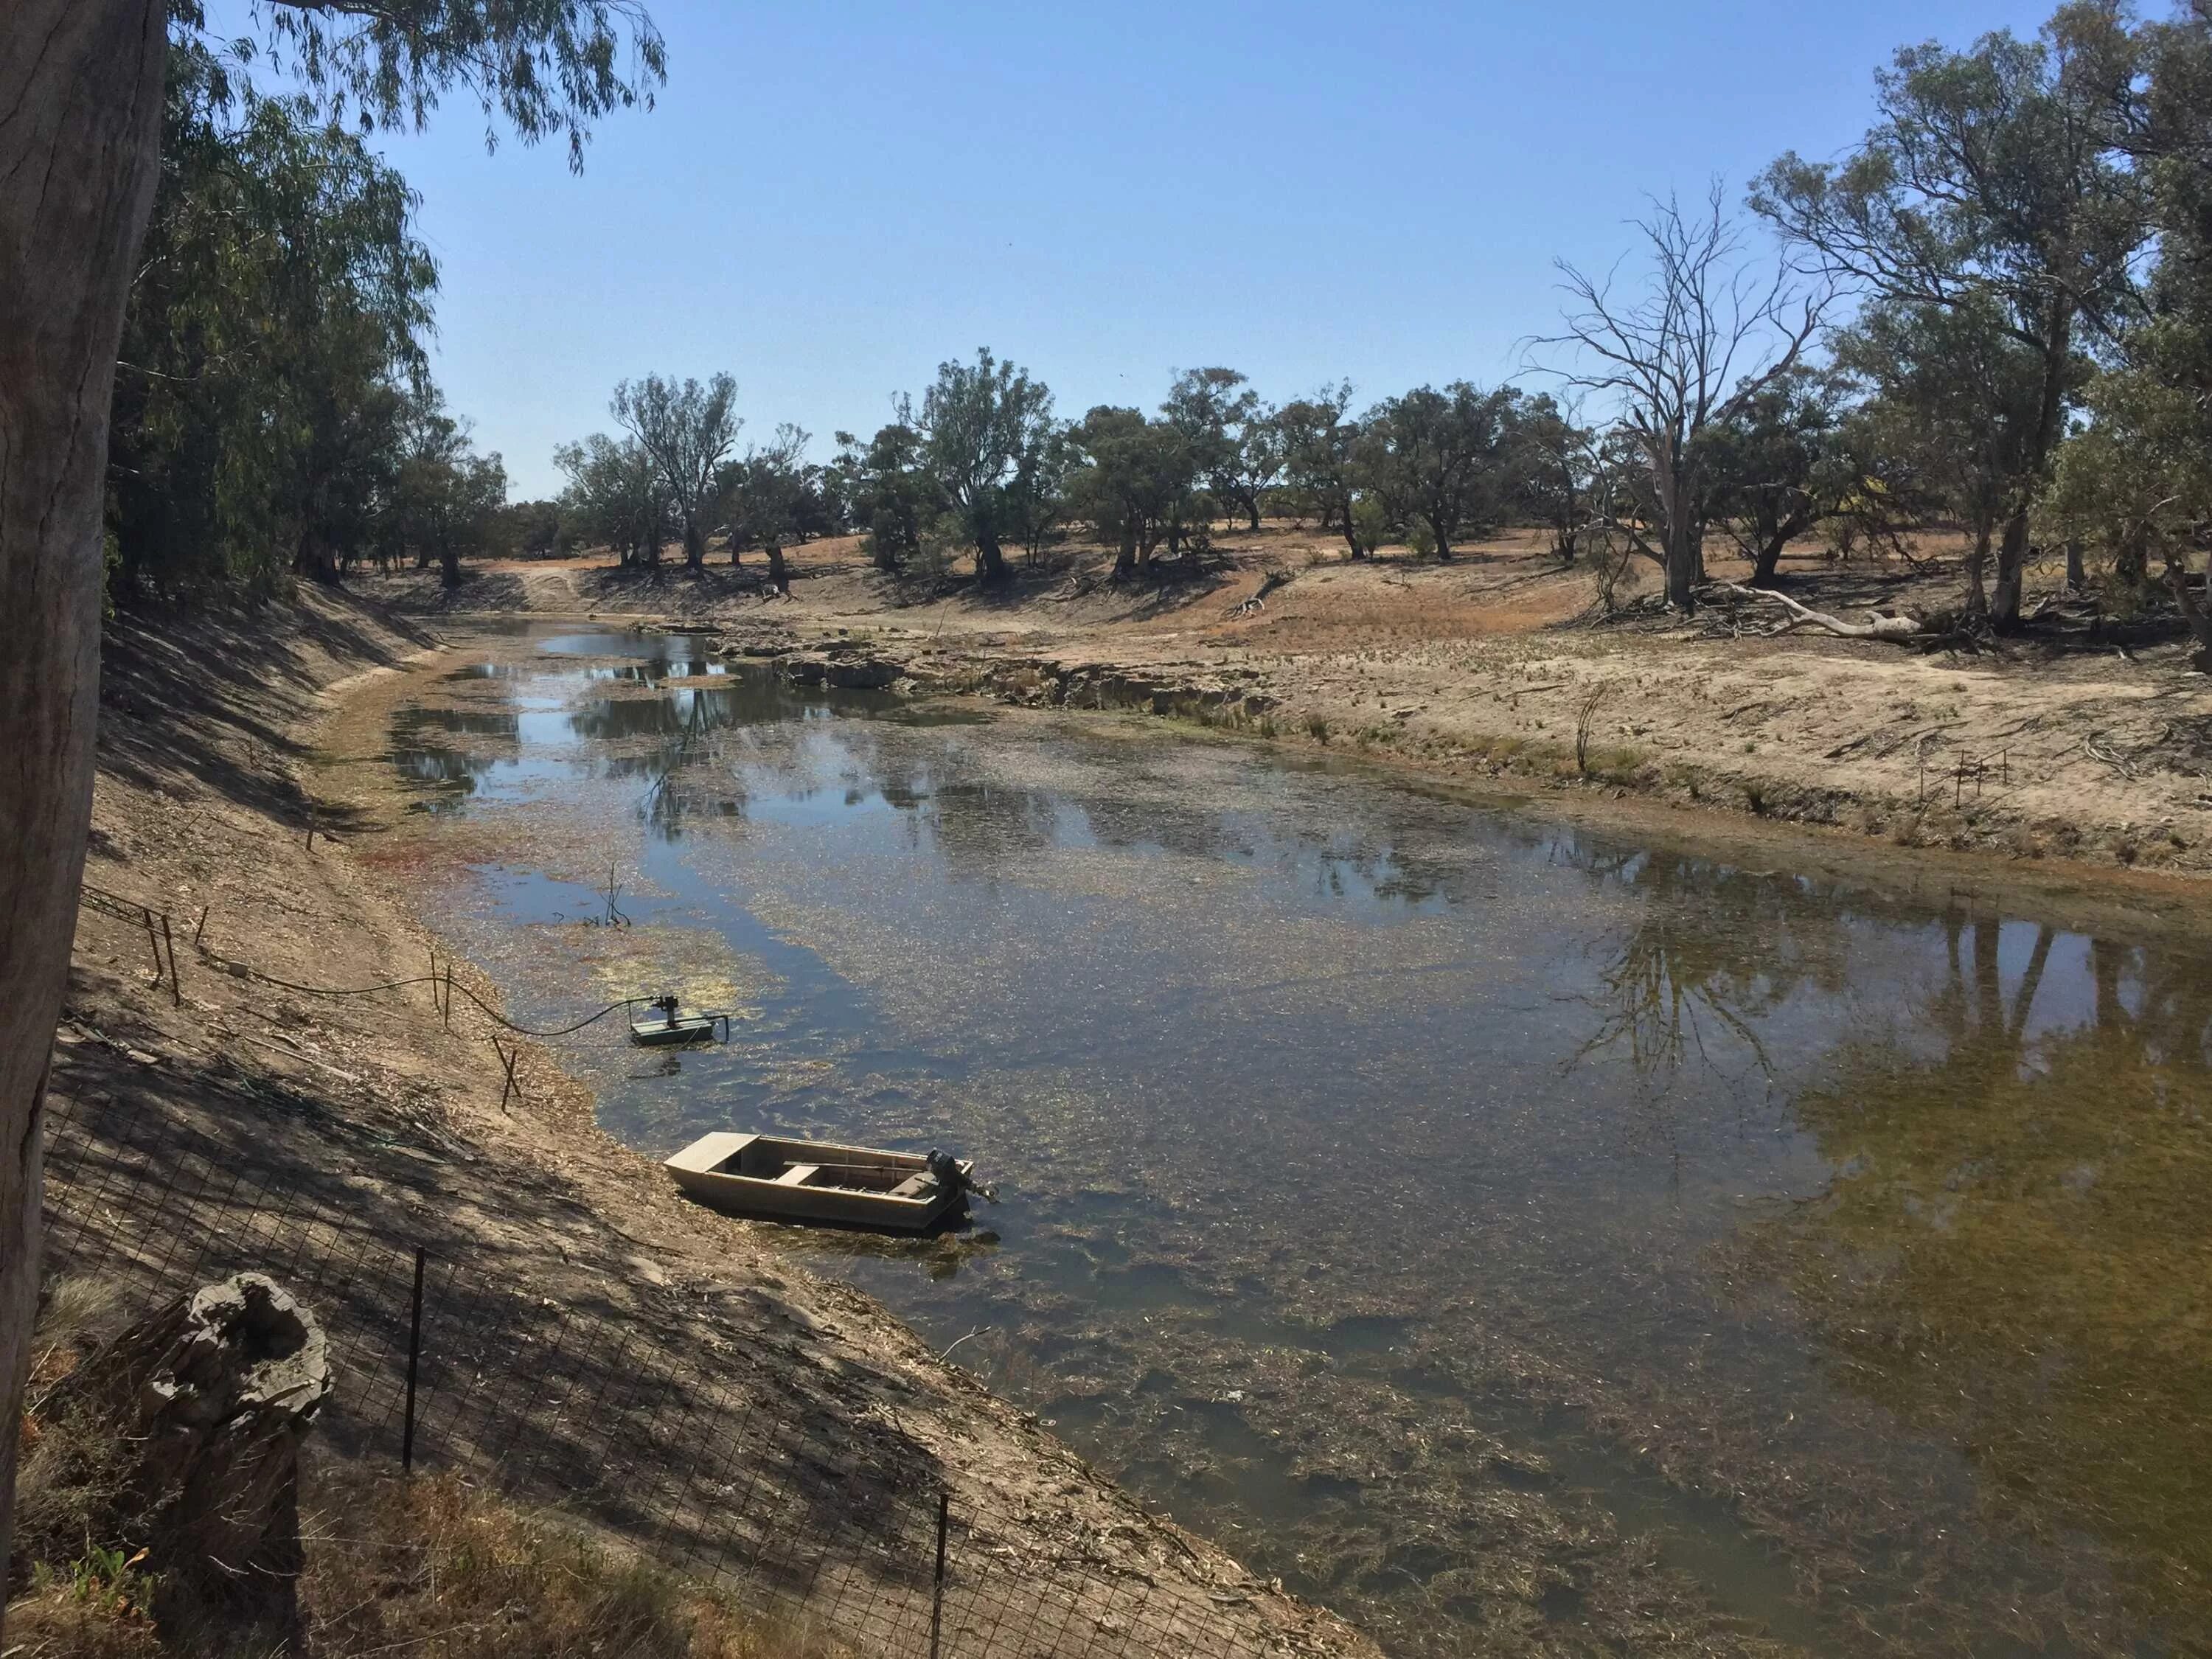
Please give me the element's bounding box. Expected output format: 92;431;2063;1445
39;1086;1315;1659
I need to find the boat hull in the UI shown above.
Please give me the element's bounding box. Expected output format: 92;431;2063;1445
664;1132;970;1233
630;1015;720;1046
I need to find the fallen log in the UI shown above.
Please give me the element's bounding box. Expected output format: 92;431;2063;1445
1715;582;1927;641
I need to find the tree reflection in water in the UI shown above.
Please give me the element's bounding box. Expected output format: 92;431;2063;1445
1735;913;2212;1638
1559;844;1847;1097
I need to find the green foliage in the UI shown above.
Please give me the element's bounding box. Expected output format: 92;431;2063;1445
1354;382;1526;560
190;0;668;173
612;373;741;568
720;422;842;585
1162;367;1281;531
832;423;933;573
102;0;666;602
56;1545;157;1617
394;396;508;587
1065;406;1196;573
1699;366;1868;579
556;432;669;565
1276;385;1369;559
2038;4;2212;662
1753;3;2152;619
1514;392;1596;561
106;40;439;596
499;498;565;558
915;349;1059;580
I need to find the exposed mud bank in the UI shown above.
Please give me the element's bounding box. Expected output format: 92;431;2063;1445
367;539;2212;894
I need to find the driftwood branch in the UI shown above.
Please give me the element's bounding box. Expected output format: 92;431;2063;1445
1714;582;1926;641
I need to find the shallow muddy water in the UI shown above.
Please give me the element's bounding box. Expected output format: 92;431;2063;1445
380;625;2212;1656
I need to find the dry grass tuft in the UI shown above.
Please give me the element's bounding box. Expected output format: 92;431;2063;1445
298;1465;850;1659
13;1279;141;1588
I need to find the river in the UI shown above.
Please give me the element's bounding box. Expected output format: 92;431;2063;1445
377;623;2212;1656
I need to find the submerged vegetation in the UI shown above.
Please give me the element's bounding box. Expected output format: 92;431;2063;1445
373;627;2212;1652
1737;931;2212;1628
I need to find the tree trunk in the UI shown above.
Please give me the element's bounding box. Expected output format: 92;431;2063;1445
765;540;790;597
1753;529;1789;585
1665;520;1699;613
975;524;1008;582
2065;538;2086;592
1991;504;2031;627
683;518;706;571
0;0;167;1614
1114;522;1137;577
1751;508;1816;586
44;1275;333;1646
1338;493;1366;561
1994;299;2076;631
1965;512;1992;616
1245;498;1262;532
2170;549;2212;674
440;538;460;589
1430;518;1453;562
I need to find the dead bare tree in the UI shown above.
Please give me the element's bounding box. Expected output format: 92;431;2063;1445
1531;184;1832;614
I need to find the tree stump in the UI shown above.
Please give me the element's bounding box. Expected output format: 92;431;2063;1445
56;1273;333;1643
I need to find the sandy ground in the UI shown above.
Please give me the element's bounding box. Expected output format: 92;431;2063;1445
359;526;2212;900
50;589;1374;1658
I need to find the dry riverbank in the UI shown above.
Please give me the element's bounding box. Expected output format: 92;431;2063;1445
364;529;2212;895
49;587;1373;1658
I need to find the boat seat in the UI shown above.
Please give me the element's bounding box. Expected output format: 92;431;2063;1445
775;1164;821;1186
888;1175;933;1200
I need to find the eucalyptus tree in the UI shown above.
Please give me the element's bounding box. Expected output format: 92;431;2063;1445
0;0;666;1599
555;433;669;565
2039;3;2212;666
834;422;933;573
721;422;813;593
1354;382;1524;560
395;399;508;587
917;348;1057;581
1751;4;2152;625
1006;417;1076;563
1700;366;1865;584
1517;392;1599;562
1162;366;1281;530
107;40;437;594
1067;406;1194;574
612;372;741;571
1276;385;1370;559
1834;296;2048;610
1536;186;1830;611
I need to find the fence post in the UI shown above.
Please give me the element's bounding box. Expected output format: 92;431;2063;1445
160;913;180;1007
403;1247;426;1473
930;1489;949;1659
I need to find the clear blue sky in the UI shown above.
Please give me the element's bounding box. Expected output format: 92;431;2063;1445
336;0;2059;497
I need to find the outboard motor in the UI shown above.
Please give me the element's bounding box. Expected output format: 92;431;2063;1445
925;1149;998;1206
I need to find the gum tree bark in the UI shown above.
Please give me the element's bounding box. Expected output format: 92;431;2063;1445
0;0;167;1615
